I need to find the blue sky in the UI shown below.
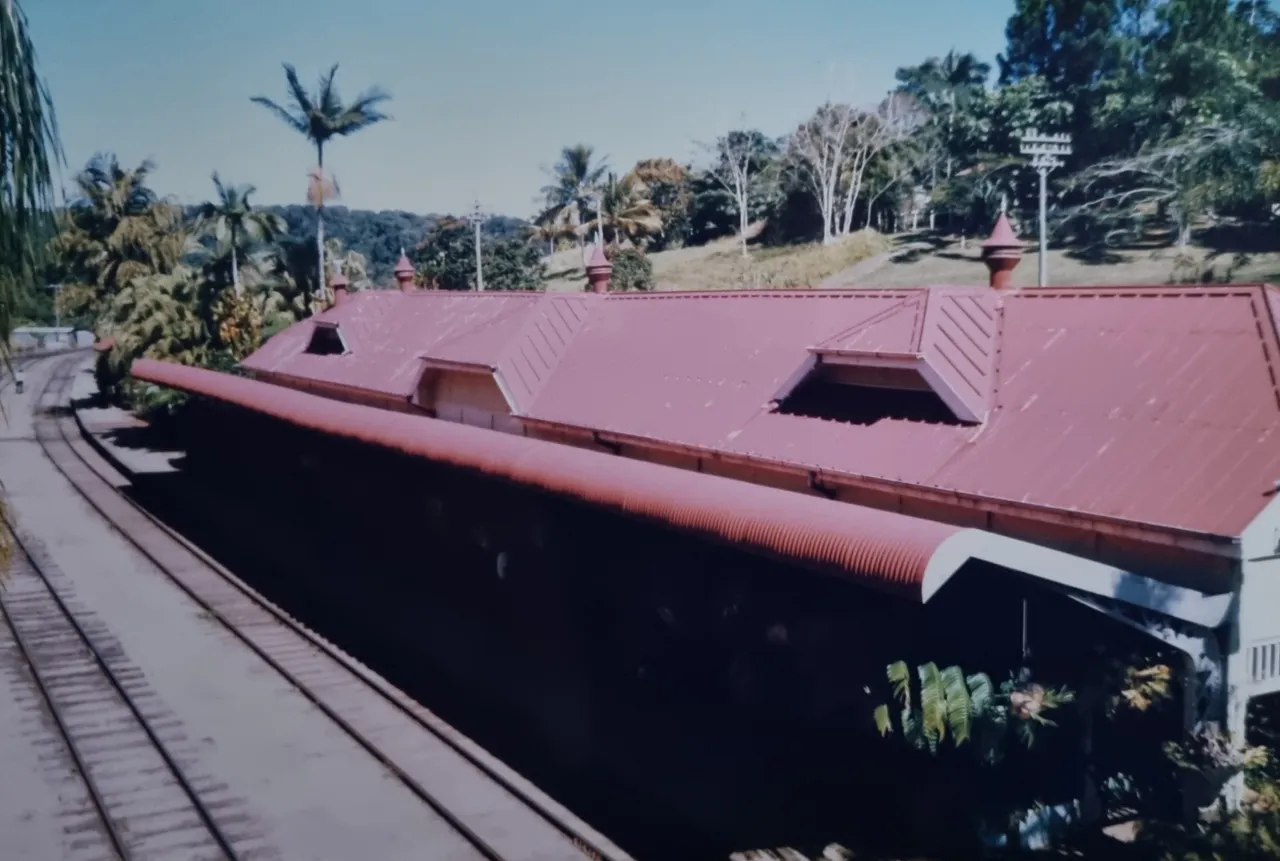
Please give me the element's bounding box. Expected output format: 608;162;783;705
29;0;1011;219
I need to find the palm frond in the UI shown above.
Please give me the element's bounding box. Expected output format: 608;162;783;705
282;63;313;114
917;662;946;745
250;96;307;133
317;64;341;116
255;64;391;155
0;0;63;355
887;660;911;709
873;704;893;737
941;665;973;746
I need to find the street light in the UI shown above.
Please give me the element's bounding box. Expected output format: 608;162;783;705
1019;130;1073;287
467;201;488;291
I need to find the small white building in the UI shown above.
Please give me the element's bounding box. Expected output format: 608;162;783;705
9;327;88;352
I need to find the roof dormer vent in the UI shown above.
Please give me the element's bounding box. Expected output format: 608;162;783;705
305;321;349;356
774;289;1001;425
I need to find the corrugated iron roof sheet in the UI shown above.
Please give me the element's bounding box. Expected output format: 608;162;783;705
132;358;961;599
234;284;1280;540
242;291;596;410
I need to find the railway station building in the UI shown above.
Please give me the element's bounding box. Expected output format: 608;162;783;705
130;227;1280;825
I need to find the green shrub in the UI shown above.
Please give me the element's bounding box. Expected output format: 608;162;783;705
608;248;653;292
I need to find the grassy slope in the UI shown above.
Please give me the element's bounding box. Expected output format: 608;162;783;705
544;227;893;292
544;226;1280;294
845;233;1280;289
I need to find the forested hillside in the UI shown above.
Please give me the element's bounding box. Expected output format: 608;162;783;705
180;204;529;284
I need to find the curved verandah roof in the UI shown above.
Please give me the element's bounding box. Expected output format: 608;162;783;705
132;358;1230;631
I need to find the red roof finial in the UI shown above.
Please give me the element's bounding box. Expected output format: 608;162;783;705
330;264;350;305
585;244;612;294
983;213;1020;250
394;248;416;292
981;213;1023;290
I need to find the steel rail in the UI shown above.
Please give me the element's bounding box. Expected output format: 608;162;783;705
37;353;623;861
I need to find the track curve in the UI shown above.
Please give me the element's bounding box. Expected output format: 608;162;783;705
12;351;629;861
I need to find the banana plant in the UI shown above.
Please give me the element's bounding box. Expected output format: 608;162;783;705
873;659;1073;763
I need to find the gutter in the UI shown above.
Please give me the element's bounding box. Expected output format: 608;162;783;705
229;365;1239;560
516;416;1241;560
247;368;424;414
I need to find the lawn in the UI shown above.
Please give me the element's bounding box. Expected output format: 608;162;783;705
542;226;1280;294
544;229;892;292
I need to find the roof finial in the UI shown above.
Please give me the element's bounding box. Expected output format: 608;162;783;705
586;244;612;294
394;247;416;292
981;213;1024;290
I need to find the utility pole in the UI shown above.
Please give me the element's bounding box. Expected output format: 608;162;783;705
1019;130;1072;287
468;200;487;291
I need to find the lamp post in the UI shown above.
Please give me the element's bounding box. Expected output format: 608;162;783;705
1019;130;1072;287
467;201;488;291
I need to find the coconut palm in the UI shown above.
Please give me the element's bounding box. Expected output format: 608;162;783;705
251;63;391;299
52;154;189;304
101;268;210;375
194;173;286;296
539;144;609;244
531;209;578;258
589;172;663;248
0;0;63;357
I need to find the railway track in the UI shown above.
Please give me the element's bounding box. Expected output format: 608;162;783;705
6;352;631;861
2;352;245;860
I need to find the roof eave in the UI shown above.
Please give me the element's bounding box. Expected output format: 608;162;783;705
517;415;1241;559
132;359;1234;631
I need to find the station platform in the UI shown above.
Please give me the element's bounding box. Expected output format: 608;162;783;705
0;353;627;861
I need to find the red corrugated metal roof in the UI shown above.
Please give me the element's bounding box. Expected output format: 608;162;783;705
232;284;1280;540
130;358;962;599
810;289;1000;421
243;291;596;410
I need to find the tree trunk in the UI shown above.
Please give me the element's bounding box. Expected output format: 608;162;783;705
231;225;241;297
946;109;955;180
840;152;875;237
316;144;327;306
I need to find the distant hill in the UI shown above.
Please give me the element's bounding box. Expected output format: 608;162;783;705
183;204;529;284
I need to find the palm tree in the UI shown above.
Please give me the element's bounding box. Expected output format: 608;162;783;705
194;173;286;296
104;268;208;366
51;154;190;312
589;173;663;248
539;144;609;244
531;208;578;258
0;0;63;357
251;63;391;301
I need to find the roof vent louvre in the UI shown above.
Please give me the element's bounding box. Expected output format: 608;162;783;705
305;323;349;356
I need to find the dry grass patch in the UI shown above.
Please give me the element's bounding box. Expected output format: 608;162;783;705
655;231;892;291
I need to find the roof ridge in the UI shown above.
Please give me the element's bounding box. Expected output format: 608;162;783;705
605;288;928;300
811;294;924;351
